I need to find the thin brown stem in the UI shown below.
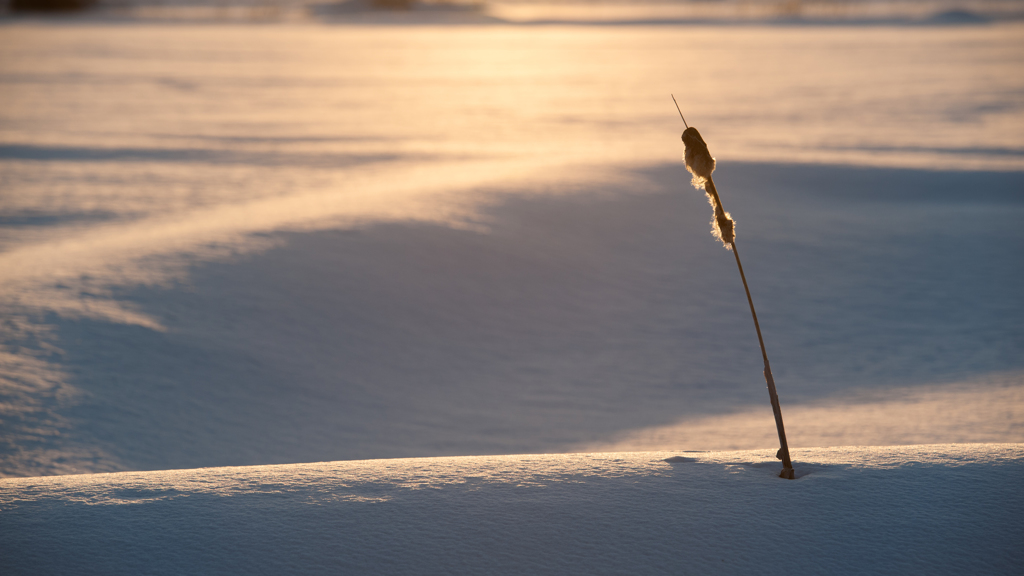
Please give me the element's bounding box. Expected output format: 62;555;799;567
707;176;795;479
671;94;689;129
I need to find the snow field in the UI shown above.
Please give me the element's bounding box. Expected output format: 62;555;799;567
2;444;1023;575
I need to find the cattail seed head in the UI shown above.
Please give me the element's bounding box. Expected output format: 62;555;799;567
682;127;715;187
682;126;735;247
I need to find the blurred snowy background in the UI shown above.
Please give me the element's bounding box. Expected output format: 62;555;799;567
5;0;1024;23
0;5;1022;477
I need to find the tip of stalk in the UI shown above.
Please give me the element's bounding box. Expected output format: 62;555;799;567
671;94;689;129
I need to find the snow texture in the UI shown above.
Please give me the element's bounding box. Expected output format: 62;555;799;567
584;371;1024;452
2;445;1023;575
1;22;1024;477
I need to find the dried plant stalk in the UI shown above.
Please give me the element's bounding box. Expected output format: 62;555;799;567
680;120;795;479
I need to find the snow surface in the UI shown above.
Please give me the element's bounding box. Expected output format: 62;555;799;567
2;13;1022;575
584;371;1024;452
2;444;1023;575
1;19;1023;478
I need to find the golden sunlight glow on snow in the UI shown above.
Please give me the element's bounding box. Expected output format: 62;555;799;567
582;371;1024;452
2;24;1022;322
